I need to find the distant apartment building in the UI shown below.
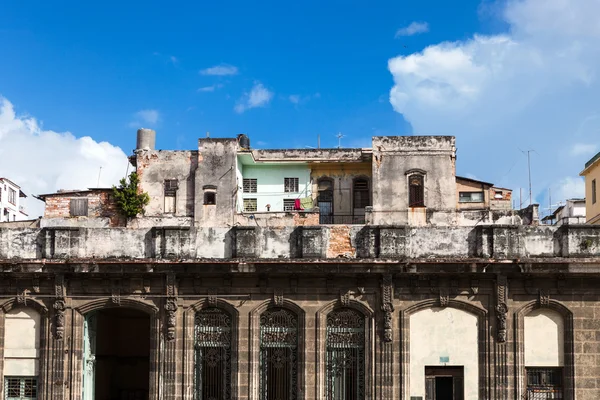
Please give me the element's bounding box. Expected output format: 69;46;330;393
0;177;28;222
580;152;600;224
541;198;587;226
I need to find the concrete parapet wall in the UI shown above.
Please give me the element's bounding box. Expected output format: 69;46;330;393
1;225;599;261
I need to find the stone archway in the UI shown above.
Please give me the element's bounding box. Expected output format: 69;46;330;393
76;300;159;400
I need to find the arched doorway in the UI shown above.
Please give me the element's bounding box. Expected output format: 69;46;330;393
82;308;151;400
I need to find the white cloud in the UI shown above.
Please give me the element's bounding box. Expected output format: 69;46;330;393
395;22;429;37
570;143;597;157
0;97;129;218
200;64;238;76
388;0;600;204
197;84;224;93
234;82;274;113
288;93;320;105
289;95;301;104
129;109;160;128
551;176;585;202
170;55;178;64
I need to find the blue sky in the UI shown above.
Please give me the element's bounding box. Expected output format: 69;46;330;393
0;0;598;217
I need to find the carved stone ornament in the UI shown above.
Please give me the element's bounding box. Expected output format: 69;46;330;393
470;278;479;295
273;289;284;306
340;291;350;307
496;302;508;343
32;278;40;293
16;289;28;306
111;280;121;305
164;298;177;341
207;291;217;307
381;274;394;342
539;290;550;307
439;289;449;308
54;299;66;340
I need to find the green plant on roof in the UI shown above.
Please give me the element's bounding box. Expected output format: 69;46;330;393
112;172;150;218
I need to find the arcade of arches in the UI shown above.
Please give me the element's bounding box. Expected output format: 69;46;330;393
0;272;591;400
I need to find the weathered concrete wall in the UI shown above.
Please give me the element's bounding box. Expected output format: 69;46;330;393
371;136;457;225
1;225;599;261
250;148;367;162
195;139;238;226
234;211;320;227
136;150;197;217
310;162;371;216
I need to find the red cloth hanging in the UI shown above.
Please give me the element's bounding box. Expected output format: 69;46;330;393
294;198;302;210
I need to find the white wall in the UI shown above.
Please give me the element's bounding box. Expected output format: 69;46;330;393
409;307;479;400
4;308;40;376
0;180;22;222
524;309;564;366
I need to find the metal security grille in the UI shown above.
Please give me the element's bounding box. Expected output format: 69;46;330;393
284;178;299;193
525;368;563;399
259;308;298;400
243;198;257;212
164;179;178;196
408;174;425;207
326;308;365;400
194;308;232;400
243;179;257;193
283;199;295;211
5;377;37;400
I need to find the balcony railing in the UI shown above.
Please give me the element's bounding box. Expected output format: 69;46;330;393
319;213;365;225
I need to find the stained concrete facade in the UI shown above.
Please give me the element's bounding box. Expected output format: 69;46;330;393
0;132;598;400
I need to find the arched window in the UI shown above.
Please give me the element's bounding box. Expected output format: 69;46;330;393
195;308;232;400
318;178;334;224
4;308;40;400
259;308;298;400
408;174;425;207
326;308;365;400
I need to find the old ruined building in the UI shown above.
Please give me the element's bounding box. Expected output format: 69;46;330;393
0;129;598;400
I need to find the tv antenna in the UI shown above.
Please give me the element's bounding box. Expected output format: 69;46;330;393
335;132;345;149
519;148;536;205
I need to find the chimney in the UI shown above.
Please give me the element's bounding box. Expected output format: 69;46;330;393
136;128;156;150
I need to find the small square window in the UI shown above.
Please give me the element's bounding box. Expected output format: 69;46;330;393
243;198;257;212
70;198;89;216
204;192;216;205
5;377;38;400
283;199;295;211
243;178;257;193
459;192;484;203
284;177;299;193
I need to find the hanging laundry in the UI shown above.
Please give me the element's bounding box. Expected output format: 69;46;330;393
294;198;302;210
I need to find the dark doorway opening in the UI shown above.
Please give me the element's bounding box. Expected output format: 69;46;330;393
425;366;464;400
90;308;150;400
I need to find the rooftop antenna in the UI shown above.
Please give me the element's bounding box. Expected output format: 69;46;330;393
336;132;344;149
519;148;535;205
96;166;102;187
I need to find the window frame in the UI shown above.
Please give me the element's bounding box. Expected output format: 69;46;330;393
458;191;485;203
243;178;257;193
284;177;299;193
5;376;38;400
283;199;295;211
69;198;89;217
243;198;257;212
408;173;425;208
593;179;597;204
353;178;370;209
7;188;16;205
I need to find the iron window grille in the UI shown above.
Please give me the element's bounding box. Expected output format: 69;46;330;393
353;179;370;209
243;198;257;212
408;174;425;207
284;178;299;193
259;308;298;400
283;199;295;211
243;179;257;193
5;377;37;400
526;368;563;399
164;179;178;196
194;308;232;400
326;308;365;400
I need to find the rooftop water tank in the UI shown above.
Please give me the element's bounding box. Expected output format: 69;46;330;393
237;134;250;149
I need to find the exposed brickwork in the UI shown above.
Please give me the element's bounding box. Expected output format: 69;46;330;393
326;225;356;258
43;190;124;226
